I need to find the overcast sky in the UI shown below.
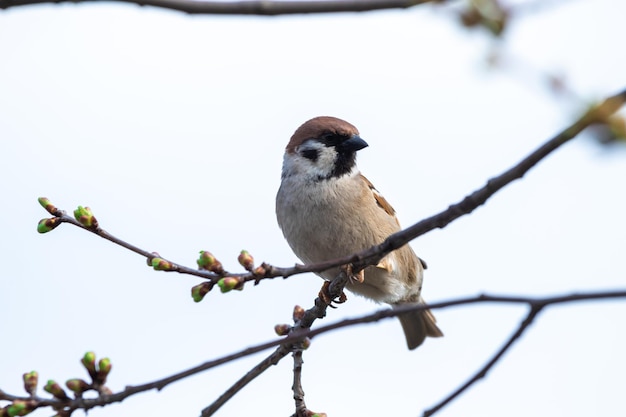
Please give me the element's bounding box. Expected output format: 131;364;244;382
1;1;625;416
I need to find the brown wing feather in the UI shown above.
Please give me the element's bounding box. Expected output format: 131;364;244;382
359;174;399;225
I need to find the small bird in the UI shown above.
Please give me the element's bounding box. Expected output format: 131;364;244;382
276;116;443;350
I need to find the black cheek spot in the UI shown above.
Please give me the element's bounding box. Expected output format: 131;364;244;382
300;148;319;162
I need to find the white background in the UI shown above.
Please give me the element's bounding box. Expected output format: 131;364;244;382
1;1;625;416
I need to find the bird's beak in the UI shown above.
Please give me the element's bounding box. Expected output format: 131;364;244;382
340;135;369;152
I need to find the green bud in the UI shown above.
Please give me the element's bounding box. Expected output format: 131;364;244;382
197;251;224;274
73;206;98;228
237;250;254;271
38;197;58;215
274;324;291;336
82;351;96;371
96;358;112;384
217;277;242;293
44;380;68;400
37;217;62;234
65;378;90;394
98;358;112;374
22;371;38;395
191;282;213;302
301;337;311;350
81;351;98;380
151;257;174;271
6;401;32;417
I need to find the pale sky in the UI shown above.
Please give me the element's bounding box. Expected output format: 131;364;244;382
1;1;626;416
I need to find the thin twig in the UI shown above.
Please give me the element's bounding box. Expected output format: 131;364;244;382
422;304;544;416
291;350;307;417
0;0;437;15
200;345;291;417
201;270;349;416
348;88;626;272
25;90;626;415
41;88;626;290
3;289;625;414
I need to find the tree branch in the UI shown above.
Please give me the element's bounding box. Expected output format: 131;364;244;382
28;89;626;416
347;88;626;271
0;0;438;15
291;349;308;417
422;304;544;416
200;345;291;417
201;270;349;416
36;88;626;298
4;289;625;415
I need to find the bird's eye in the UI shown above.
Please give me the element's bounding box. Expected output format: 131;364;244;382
300;148;319;161
320;133;348;147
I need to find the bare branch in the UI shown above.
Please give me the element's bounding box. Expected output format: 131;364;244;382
29;89;625;416
37;88;626;301
422;305;543;416
200;345;291;417
291;350;307;417
346;88;626;271
0;0;438;15
4;289;624;415
299;290;626;416
201;270;349;416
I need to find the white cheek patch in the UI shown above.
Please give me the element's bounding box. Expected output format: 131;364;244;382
283;141;339;180
315;146;338;173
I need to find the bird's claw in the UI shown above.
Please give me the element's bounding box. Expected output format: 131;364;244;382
346;264;365;284
318;281;347;308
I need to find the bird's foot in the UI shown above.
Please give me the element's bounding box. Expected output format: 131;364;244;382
318;281;347;308
346;264;365;284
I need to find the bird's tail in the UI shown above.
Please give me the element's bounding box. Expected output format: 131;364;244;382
395;297;443;350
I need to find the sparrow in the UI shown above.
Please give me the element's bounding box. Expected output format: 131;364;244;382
276;116;443;350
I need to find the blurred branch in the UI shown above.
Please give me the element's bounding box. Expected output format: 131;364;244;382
3;289;625;415
0;0;440;14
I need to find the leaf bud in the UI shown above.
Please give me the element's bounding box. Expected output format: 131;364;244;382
217;277;243;293
81;351;98;380
191;282;213;302
65;379;90;395
151;257;174;271
237;250;254;271
96;358;112;384
73;206;98;228
44;380;68;400
197;251;224;274
274;324;291;336
22;371;38;396
37;217;62;233
292;305;305;322
38;197;58;215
